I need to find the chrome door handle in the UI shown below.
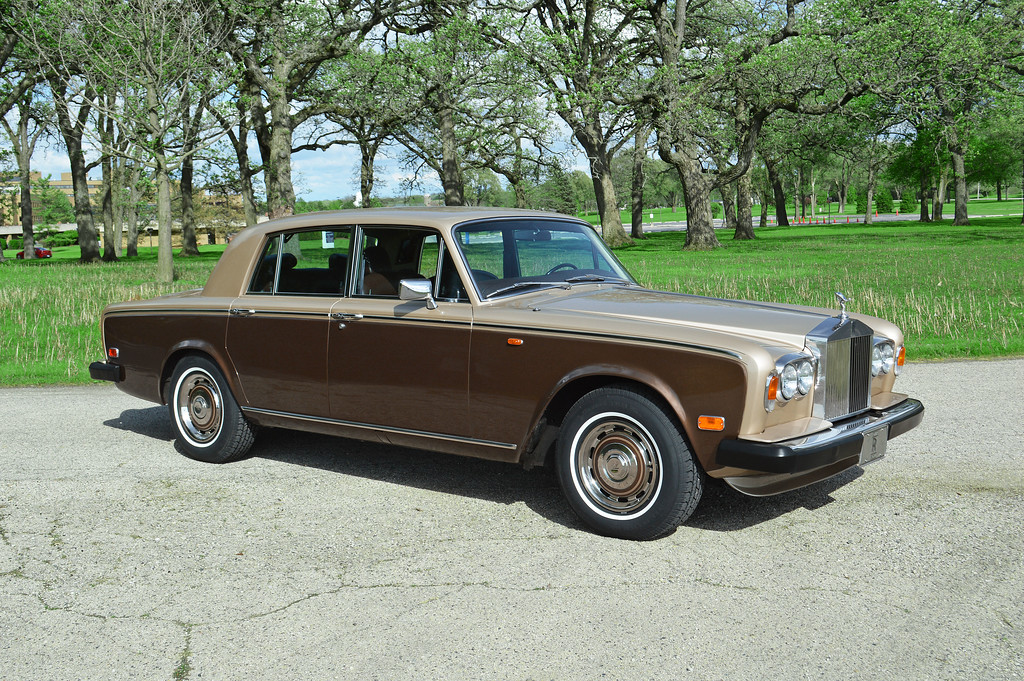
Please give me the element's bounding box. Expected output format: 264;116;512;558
330;313;364;321
229;308;255;317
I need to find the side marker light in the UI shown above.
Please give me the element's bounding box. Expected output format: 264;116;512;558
697;415;725;431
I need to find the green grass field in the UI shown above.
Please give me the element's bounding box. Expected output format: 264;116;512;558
1;216;1021;386
580;196;1024;226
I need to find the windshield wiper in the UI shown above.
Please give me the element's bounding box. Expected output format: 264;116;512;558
564;274;633;285
484;281;569;299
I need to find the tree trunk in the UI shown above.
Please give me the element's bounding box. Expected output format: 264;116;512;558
734;168;755;240
590;157;630;247
99;99;118;261
676;156;719;249
156;161;174;283
437;92;465;206
18;154;34;260
933;168;949;221
950;142;970;226
919;173;931;223
358;135;382;206
809;166;817;218
11;99;36;259
126;165;141;258
512;182;528;209
630;127;647;239
759;200;767;230
266;89;297;219
996;178;1002;202
865;167;876;225
111;156;125;257
51;80;100;262
722;183;737;232
766;158;788;226
147;80;174;283
179;152;199;256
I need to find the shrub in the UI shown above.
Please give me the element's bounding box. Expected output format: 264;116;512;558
899;192;918;215
710;202;723;218
47;231;79;247
875;188;894;214
855;189;869;214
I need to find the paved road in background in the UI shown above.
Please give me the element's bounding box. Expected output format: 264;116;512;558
638;209;1012;232
2;360;1022;680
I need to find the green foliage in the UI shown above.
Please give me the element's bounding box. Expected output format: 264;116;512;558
46;231;79;247
875;188;894;213
33;176;75;226
898;192;918;215
710;203;723;218
855;189;869;214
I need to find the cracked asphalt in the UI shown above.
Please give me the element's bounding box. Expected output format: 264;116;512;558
1;359;1022;680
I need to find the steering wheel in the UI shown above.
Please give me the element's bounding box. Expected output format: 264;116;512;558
545;262;579;275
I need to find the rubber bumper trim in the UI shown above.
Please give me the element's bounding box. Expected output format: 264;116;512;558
716;398;924;474
89;361;124;383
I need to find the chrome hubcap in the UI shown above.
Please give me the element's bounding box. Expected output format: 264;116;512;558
574;416;660;515
176;370;223;445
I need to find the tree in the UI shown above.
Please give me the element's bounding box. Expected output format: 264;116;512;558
1;87;50;258
496;0;643;246
218;0;392;219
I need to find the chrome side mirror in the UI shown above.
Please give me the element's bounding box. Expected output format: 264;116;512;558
399;278;438;310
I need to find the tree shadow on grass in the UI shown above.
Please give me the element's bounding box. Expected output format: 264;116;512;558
103;405;868;536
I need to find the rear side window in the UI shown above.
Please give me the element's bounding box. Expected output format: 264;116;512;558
248;228;353;295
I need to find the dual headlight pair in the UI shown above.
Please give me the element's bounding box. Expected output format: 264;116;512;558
872;339;905;377
764;354;815;412
764;339;905;412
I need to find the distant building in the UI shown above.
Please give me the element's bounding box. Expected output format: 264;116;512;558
0;172;101;225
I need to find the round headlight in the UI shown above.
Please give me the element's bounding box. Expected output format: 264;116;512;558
871;345;883;376
797;360;814;395
781;363;798;400
881;343;895;374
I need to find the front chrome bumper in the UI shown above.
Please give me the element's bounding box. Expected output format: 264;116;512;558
716;398;924;475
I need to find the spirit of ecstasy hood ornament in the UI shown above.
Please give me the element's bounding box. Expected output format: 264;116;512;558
835;292;850;324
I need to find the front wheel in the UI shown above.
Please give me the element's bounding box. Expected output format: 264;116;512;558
167;355;255;463
555;386;702;540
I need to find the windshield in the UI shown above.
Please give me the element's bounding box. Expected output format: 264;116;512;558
453;218;635;299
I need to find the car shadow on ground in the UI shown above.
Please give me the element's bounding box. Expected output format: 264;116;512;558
104;406;176;442
107;407;867;535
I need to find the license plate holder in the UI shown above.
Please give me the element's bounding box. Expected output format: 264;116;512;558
859;424;888;465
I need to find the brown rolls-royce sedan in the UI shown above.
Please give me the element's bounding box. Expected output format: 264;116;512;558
90;208;923;539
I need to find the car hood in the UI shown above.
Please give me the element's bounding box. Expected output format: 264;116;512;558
512;286;839;349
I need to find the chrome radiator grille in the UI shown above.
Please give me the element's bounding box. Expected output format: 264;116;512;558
809;318;873;421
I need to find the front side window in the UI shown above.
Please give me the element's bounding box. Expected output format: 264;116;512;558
355;227;463;300
454;219;634;298
247;228;353;295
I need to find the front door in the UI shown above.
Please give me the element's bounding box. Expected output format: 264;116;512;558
327;227;473;439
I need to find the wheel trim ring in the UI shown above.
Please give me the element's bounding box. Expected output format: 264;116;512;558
570;412;663;519
174;368;224;447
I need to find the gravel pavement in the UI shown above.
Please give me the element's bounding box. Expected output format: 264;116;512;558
1;359;1022;680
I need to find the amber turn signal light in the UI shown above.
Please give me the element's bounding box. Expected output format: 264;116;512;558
697;415;725;431
896;346;906;366
507;338;524;346
766;375;779;402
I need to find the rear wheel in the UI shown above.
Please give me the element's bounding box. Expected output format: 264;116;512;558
168;355;255;463
556;386;702;540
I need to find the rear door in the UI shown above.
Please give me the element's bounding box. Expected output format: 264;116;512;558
225;228;352;417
